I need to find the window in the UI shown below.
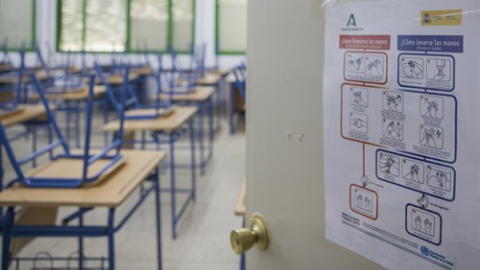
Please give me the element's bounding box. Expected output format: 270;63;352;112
215;0;247;55
0;0;36;50
56;0;195;53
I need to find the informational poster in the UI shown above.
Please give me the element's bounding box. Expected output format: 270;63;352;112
323;1;480;269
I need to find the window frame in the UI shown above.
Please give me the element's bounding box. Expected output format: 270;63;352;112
55;0;195;54
215;0;246;55
2;0;37;52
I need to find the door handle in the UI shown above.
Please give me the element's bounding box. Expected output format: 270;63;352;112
230;213;270;254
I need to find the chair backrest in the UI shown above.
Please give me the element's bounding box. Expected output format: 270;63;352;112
233;64;247;103
95;63;140;116
35;44;50;77
81;73;125;180
0;46;26;107
0;73;71;187
1;39;13;69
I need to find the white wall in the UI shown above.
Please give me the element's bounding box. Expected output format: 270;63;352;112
8;0;245;70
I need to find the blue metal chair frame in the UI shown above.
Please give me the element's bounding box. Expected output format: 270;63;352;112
96;61;172;121
0;73;126;188
0;40;13;71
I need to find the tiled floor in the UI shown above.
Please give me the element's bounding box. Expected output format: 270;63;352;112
0;111;246;270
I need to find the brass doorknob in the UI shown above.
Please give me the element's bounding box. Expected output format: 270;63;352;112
230;213;270;255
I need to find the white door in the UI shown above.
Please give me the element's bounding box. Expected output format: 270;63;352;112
243;0;386;269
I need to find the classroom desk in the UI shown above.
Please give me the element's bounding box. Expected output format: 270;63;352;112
160;87;215;175
194;73;224;133
131;66;153;77
85;73;140;86
0;71;49;84
103;106;197;239
207;68;232;77
0;105;48;127
0;150;166;270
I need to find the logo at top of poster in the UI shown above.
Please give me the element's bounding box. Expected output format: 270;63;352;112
342;14;363;31
347;14;357;27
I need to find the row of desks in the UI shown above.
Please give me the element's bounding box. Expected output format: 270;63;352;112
0;66;231;269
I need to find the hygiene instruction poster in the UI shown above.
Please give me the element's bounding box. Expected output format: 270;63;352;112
323;0;480;269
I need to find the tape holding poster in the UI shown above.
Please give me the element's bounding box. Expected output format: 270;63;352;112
322;1;480;269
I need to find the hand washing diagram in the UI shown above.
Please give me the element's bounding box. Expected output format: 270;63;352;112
350;87;369;108
345;52;388;83
350;113;368;133
420;125;444;149
427;58;451;82
403;159;425;184
383;91;403;112
426;166;452;192
383;119;403;141
420;95;444;119
379;153;400;176
401;57;424;79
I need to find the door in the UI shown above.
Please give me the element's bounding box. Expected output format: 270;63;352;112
244;0;385;269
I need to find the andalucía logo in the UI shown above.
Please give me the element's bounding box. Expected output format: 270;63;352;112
421;246;430;256
342;14;363;31
347;14;357;27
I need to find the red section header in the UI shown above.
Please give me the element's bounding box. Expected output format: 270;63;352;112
339;35;391;50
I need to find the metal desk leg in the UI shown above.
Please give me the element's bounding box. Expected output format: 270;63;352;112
169;133;178;239
31;125;37;167
0;143;3;226
240;216;246;270
79;210;84;270
208;97;214;155
142;131;146;150
189;119;197;202
66;101;71;144
75;101;81;148
230;83;236;134
107;208;116;270
1;207;14;270
154;167;163;270
103;95;109;147
198;102;205;175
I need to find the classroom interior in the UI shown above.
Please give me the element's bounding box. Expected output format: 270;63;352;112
2;1;478;270
0;0;247;269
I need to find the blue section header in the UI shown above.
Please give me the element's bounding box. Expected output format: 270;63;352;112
397;35;463;53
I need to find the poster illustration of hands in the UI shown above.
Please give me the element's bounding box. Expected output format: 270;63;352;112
323;0;480;269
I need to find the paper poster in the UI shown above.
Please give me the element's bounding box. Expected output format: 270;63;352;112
323;1;480;269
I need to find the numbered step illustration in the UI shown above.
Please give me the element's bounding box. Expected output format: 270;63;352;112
419;125;444;150
350;184;379;220
383;91;404;113
344;51;388;84
420;95;444;119
382;119;404;141
378;152;400;177
350;113;369;133
406;204;442;245
376;150;456;201
402;159;425;184
426;165;453;193
350;87;369;108
398;53;455;91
